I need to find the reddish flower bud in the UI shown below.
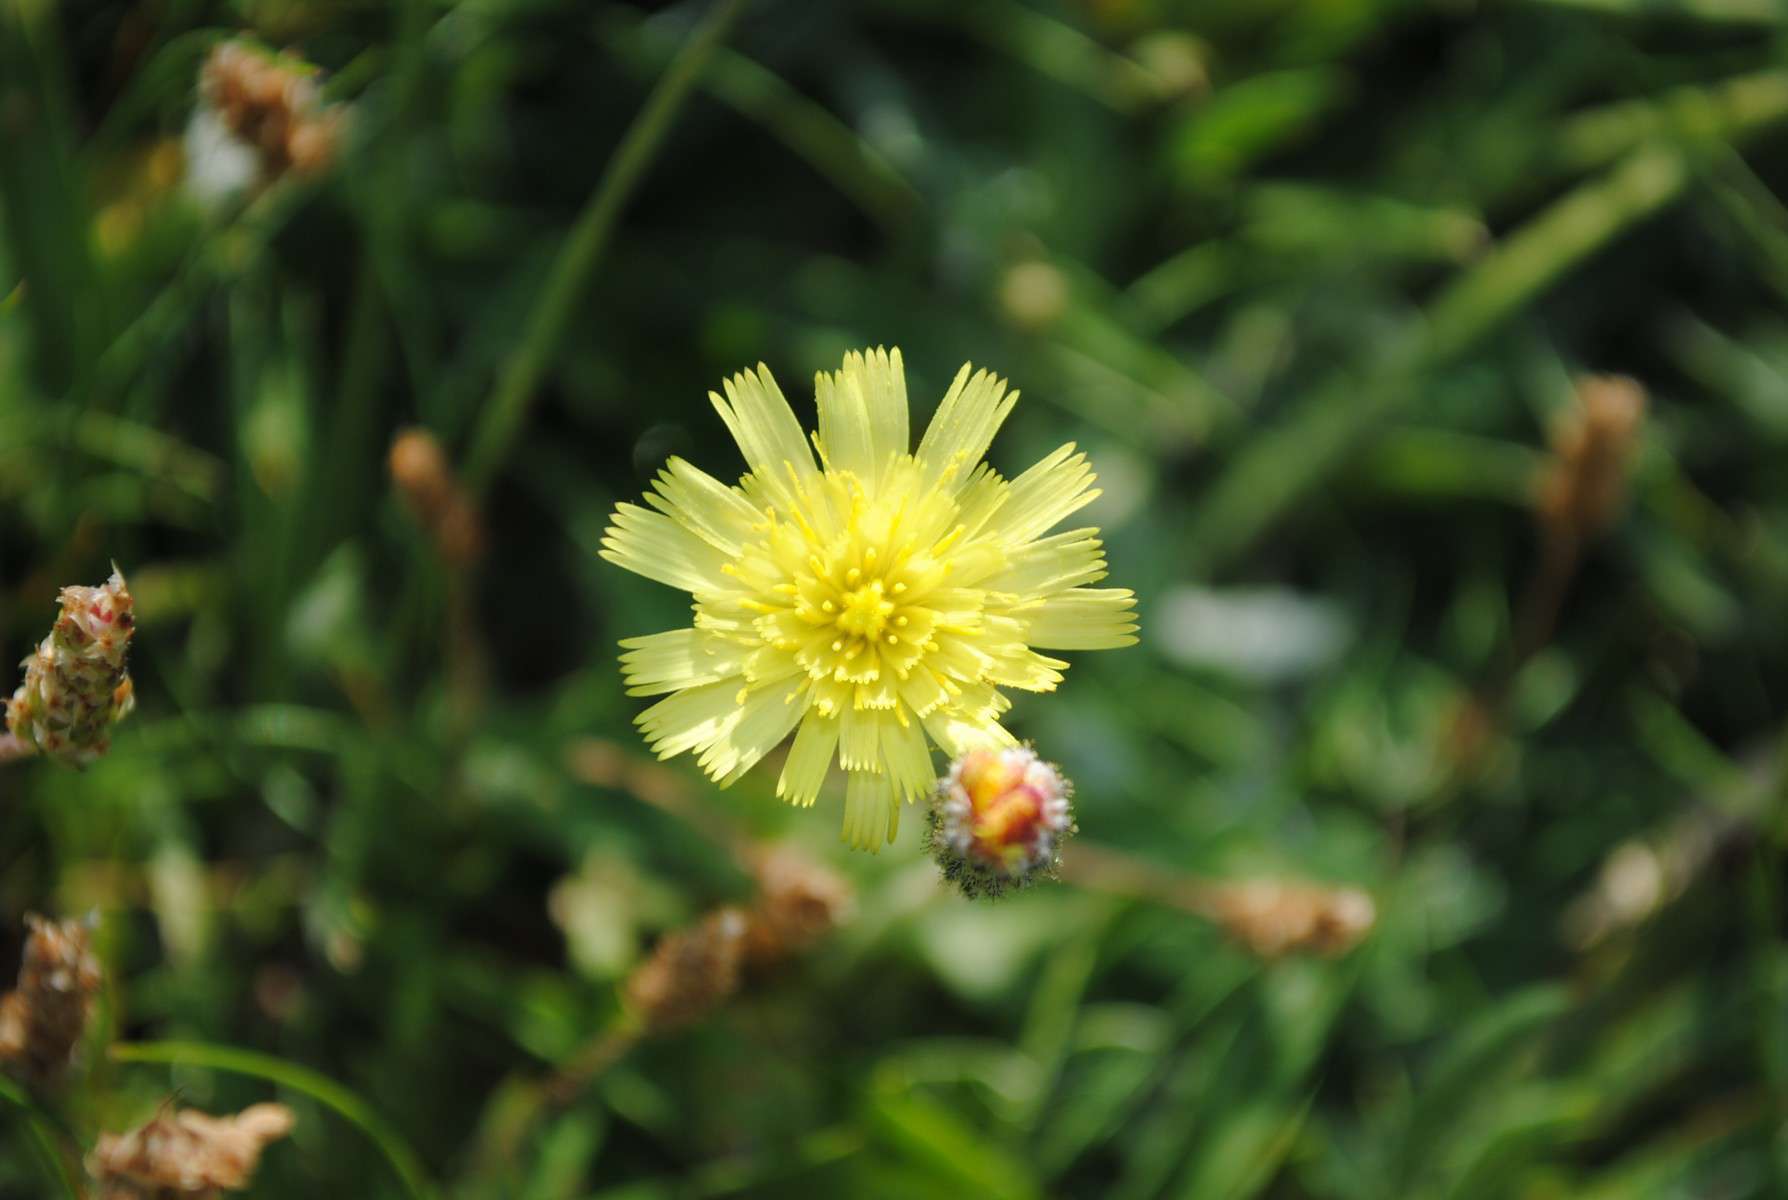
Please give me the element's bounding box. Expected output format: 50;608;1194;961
927;746;1074;899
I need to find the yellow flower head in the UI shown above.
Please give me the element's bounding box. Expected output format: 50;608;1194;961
601;348;1137;850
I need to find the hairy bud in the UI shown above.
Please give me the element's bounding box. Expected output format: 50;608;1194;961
927;746;1075;900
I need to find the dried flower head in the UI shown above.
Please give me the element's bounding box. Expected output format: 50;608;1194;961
602;347;1137;850
6;568;136;767
198;40;344;185
389;427;485;568
89;1102;294;1197
742;848;854;968
927;746;1075;899
0;914;102;1085
1209;880;1376;959
623;908;748;1033
1535;374;1646;545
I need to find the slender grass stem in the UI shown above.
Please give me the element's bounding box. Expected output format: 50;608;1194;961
111;1039;438;1200
463;0;749;496
0;1075;80;1200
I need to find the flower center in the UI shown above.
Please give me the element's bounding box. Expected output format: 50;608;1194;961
836;579;896;641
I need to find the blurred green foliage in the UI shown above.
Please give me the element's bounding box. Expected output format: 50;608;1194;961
3;0;1788;1195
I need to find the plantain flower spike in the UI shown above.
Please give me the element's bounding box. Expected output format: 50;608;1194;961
927;745;1075;899
6;567;137;767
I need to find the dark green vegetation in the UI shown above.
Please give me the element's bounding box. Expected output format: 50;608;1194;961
5;0;1788;1195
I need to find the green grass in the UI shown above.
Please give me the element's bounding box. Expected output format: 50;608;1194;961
4;0;1788;1196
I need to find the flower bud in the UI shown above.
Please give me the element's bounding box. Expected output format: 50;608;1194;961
6;568;137;767
926;746;1075;899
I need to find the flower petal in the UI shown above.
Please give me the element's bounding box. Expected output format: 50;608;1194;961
1024;587;1139;649
915;364;1016;492
879;708;934;803
702;683;807;785
643;457;764;556
619;628;749;696
635;680;744;760
983;443;1100;546
842;770;897;850
600;502;735;594
710;364;819;510
982;528;1108;598
817;347;908;489
838;705;881;771
922;706;1018;758
777;711;838;806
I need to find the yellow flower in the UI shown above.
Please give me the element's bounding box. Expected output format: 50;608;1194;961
601;348;1137;850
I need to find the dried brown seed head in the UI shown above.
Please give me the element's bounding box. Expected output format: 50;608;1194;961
742;848;853;969
623;908;747;1033
1211;880;1376;959
389;428;485;568
0;914;102;1085
1535;374;1647;545
89;1102;294;1196
197;40;343;184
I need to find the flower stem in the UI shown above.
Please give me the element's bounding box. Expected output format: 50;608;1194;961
111;1039;437;1200
463;0;750;496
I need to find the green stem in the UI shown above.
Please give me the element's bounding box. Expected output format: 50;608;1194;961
0;1075;80;1199
463;0;749;496
111;1039;438;1200
1182;145;1685;576
600;10;920;235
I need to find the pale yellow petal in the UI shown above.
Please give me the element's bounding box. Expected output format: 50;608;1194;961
643;457;764;556
816;346;908;488
915;365;1016;492
838;705;880;770
985;648;1068;692
600;502;735;594
635;680;744;760
952;462;1009;540
619;628;749;696
710;364;819;509
983;443;1100;546
879;708;934;803
897;668;951;718
815;358;874;482
777;711;838;806
842;770;897;850
982;528;1107;598
702;683;806;785
1025;587;1139;649
818;343;908;482
862;347;909;477
921;705;1017;758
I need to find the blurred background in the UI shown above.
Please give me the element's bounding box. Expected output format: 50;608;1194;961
4;0;1788;1195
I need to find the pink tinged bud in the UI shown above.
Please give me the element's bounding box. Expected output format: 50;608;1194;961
927;746;1075;900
